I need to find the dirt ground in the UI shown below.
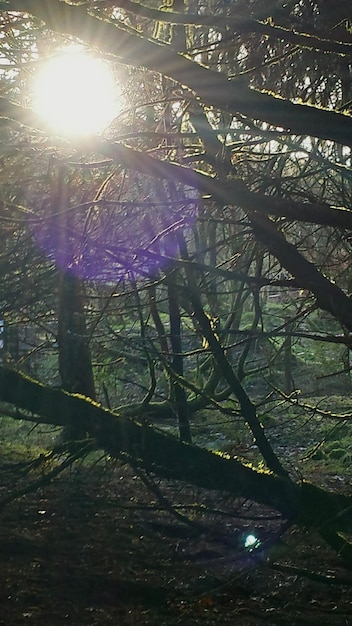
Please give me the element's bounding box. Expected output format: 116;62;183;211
0;459;352;626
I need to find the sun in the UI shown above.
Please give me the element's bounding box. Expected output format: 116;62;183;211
33;49;119;137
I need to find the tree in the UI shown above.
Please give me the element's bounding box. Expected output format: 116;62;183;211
1;0;352;565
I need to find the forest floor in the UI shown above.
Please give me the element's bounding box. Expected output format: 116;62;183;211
1;456;352;626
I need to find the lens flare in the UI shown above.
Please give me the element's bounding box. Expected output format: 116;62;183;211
244;534;260;550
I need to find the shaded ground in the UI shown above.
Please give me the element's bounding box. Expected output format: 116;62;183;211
1;460;352;625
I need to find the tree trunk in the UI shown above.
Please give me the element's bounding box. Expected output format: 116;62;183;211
57;270;96;440
167;281;192;443
53;164;96;441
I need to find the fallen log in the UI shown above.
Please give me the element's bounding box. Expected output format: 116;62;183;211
0;366;351;561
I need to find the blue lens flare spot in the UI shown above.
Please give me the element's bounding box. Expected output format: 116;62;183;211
244;534;261;550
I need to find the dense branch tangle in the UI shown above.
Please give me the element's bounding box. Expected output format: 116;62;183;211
1;0;352;144
1;0;352;565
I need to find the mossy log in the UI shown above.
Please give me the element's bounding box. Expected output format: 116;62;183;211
0;367;352;554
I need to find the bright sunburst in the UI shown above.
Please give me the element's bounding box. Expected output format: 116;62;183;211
33;49;118;137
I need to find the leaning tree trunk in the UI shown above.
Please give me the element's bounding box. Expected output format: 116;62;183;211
1;366;352;567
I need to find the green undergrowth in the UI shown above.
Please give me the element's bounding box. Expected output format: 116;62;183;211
0;415;60;448
0;440;48;464
187;394;352;479
1;393;352;481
